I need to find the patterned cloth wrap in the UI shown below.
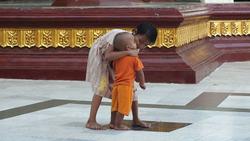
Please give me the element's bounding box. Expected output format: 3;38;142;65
86;29;138;100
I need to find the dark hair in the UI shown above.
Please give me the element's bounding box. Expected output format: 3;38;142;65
135;22;158;43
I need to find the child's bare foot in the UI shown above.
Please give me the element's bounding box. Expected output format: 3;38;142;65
86;122;103;130
132;120;151;128
114;124;130;130
109;123;115;129
101;123;115;129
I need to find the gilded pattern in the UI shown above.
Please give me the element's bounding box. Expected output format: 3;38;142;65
242;21;249;35
221;22;231;36
157;28;176;48
176;22;207;47
0;29;3;46
57;30;70;47
231;22;241;36
74;30;87;48
208;20;250;37
209;22;221;36
40;30;53;48
0;20;250;48
6;30;19;47
93;29;106;41
23;30;36;47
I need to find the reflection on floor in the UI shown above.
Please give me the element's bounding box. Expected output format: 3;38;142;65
124;120;191;132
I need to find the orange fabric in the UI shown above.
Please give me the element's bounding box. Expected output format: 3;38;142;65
113;56;144;87
111;56;143;116
111;85;133;116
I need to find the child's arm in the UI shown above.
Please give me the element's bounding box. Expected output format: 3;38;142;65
104;45;139;62
136;69;146;90
108;63;115;93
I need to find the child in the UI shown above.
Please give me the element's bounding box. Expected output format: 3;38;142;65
111;32;146;130
86;23;157;130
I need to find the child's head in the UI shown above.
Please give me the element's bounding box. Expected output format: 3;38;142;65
133;22;158;49
113;32;137;51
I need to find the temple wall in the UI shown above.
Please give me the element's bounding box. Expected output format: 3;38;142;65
0;2;250;83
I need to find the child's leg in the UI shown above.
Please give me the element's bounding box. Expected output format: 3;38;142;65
113;85;132;130
110;111;116;129
114;112;129;130
110;86;118;129
132;100;151;128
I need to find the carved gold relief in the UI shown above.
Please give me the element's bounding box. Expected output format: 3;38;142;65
6;30;19;47
0;20;249;49
209;22;221;36
0;29;3;47
209;20;250;37
242;21;249;35
23;30;36;47
231;22;241;36
159;28;176;48
176;22;207;47
74;29;87;48
221;22;231;36
40;30;54;48
93;29;106;41
57;30;71;47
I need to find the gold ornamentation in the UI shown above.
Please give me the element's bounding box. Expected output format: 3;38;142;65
93;29;106;41
57;30;70;47
0;20;249;49
161;28;176;48
176;22;207;47
242;21;249;35
6;30;19;47
209;22;221;36
231;22;241;36
41;30;53;48
23;30;36;47
221;22;231;36
0;29;3;47
208;20;250;37
74;30;87;47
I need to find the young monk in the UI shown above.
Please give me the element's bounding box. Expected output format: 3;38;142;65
111;32;146;130
86;23;157;130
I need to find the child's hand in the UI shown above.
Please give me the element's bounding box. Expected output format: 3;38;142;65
139;83;146;90
108;84;113;91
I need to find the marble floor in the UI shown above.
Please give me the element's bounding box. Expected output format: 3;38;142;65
1;61;250;141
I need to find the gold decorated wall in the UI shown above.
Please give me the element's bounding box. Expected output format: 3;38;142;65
208;20;250;37
0;28;117;48
0;20;249;49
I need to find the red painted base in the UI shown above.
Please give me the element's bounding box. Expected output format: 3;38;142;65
0;48;87;80
210;36;250;62
140;38;222;83
2;36;250;83
1;36;250;83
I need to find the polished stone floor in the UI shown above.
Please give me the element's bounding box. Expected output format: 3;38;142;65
1;61;250;141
